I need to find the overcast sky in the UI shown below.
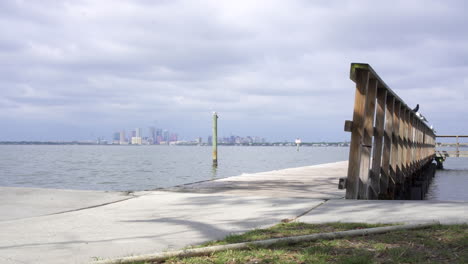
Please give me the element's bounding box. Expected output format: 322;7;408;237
1;0;467;142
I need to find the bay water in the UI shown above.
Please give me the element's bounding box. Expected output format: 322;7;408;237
0;145;348;191
0;145;466;201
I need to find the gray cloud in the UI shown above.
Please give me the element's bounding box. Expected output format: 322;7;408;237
0;0;467;141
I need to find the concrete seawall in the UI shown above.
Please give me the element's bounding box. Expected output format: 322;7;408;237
0;161;466;264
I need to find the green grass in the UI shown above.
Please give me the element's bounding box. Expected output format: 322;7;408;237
200;222;390;246
132;223;468;264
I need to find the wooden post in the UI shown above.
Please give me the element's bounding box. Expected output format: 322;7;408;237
369;87;386;198
424;125;428;159
406;112;413;174
345;69;370;199
381;95;394;198
212;112;218;167
396;105;407;199
416;119;421;169
456;135;460;157
390;101;401;199
358;78;378;199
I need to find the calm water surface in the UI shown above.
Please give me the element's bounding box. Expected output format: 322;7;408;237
0;145;349;191
426;157;468;201
1;145;466;200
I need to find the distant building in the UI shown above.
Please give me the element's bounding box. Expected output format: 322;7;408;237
129;130;136;143
156;135;163;144
163;130;169;142
155;129;162;144
131;137;142;145
148;127;156;144
119;131;127;144
135;128;142;138
113;132;120;144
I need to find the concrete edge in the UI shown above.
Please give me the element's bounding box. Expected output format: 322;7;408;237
92;222;438;264
154;160;348;191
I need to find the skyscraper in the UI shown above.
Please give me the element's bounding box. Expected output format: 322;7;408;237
148;127;156;144
132;128;143;145
156;129;162;144
113;132;120;144
163;130;169;143
119;131;126;144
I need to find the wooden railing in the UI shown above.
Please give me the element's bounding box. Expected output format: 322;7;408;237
344;63;436;200
436;135;468;158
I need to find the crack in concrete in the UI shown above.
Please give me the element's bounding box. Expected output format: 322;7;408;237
0;194;139;223
288;199;330;222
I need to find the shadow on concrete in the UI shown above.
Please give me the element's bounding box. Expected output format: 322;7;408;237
298;200;468;224
167;178;344;199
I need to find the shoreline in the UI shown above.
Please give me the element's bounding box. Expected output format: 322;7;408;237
0;160;350;193
1;160;467;263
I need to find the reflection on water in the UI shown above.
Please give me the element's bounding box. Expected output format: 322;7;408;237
426;157;468;201
0;145;349;191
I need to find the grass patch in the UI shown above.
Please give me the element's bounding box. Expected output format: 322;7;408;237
131;223;468;264
201;222;390;247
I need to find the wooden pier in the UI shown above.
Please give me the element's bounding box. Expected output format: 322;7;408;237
343;63;436;200
435;135;468;158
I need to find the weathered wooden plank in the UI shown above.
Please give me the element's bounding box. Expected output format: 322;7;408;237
345;69;370;199
435;150;468;157
369;87;386;199
390;101;401;199
397;107;406;184
406;112;413;173
420;120;424;163
381;95;394;197
400;108;410;199
423;126;428;160
401;109;406;177
415;119;421;169
436;135;468;138
358;78;378;199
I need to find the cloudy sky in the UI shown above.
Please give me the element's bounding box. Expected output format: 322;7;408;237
1;0;467;142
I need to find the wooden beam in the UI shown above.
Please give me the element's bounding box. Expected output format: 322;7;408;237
381;95;394;197
390;101;401;199
436;135;468;138
436;150;468;158
397;105;406;185
345;69;370;199
369;88;386;198
406;112;413;174
358;78;378;199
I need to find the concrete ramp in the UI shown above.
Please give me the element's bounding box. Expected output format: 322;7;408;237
0;191;322;264
298;199;468;224
0;187;133;221
167;161;347;199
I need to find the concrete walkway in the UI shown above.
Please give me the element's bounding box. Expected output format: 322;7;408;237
166;161;348;199
298;199;467;225
0;187;132;221
0;160;467;264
